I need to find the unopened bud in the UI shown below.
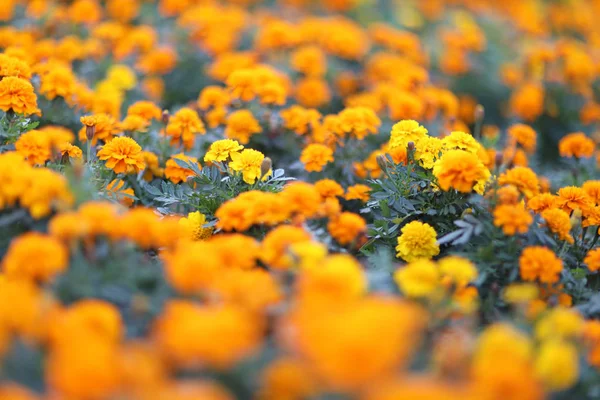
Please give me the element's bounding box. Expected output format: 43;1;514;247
162;110;170;125
407;141;415;152
85;124;96;141
376;154;387;170
261;157;272;177
494;152;503;168
474;104;485;122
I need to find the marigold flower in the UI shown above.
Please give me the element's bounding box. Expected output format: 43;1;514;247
519;246;563;284
2;232;68;283
291;45;327;77
78;113;120;145
341;185;369;204
534;339;579;392
228;149;266;184
394;259;440;299
224;110;262;144
396;221;440;262
57;142;83;160
281;106;321;136
508;124;537;153
504;283;539;304
39;64;77;104
414;135;443;169
0;54;31;79
536;307;583;341
541;208;573;243
97;137;145;174
498;166;540;199
441;131;481;154
258;358;316;400
126;101;162;121
557;186;593;214
527;193;558;213
585;248;600;272
165;153;198;184
559;132;595;158
438;256;477;289
260;225;312;270
165;107;205;149
336;106;381;140
178;211;213;241
296;78;331;108
433;149;489;193
226;68;258;102
105;179;135;207
15;130;51;166
120;115;150;133
204;139;243;163
20;168;74;219
327;212;366;246
315;179;344;199
300;144;334;172
493;203;533;236
509;82;544;122
0;76;39;115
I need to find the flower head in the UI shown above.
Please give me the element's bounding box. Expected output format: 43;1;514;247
300;144;334;172
493;203;533;235
204;139;244;163
229;149;266;184
0;76;39;115
97;137;145;174
520;246;563;284
396;221;440;262
433;149;490;193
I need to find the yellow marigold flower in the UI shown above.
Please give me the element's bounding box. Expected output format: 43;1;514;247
57;142;83;160
280;105;321;136
536;307;584;341
584;248;600;272
508;124;537;153
300;143;334;172
164;153;198;184
39;64;77;104
441;131;481;154
519;246;563;284
260;225;312;270
224;110;262;144
226;68;258;102
498;166;540;199
178;211;213;241
126;100;162;121
345;184;370;202
165;107;205;150
534;339;579;392
106;64;137;91
504;283;539;304
297;254;366;303
336;106;381;140
20;168;73;219
559;132;595;158
438;256;477;288
315;179;344;199
394;259;440;298
327;212;366;246
541;208;573;243
557;186;593;214
120;115;150;133
141;151;163;181
15;130;51;166
97;136;145;174
414;135;443;169
493;203;533;236
433;149;489;193
389;119;428;150
396;221;439;262
0;76;39;115
527;193;558;213
204;139;243;163
2;232;68;283
229;149;265;184
289;241;328;270
105;179;134;207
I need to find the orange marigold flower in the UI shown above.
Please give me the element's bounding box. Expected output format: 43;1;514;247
126;101;162;121
508;124;537;154
165;108;205;150
557;186;593;214
78;113;121;145
433;149;490;193
541;208;573;243
281;106;321;136
509;82;544;122
281;182;322;218
15;130;51;166
197;86;230;110
328;212;366;246
497;166;540;199
226;68;258;102
584;248;600;272
0;54;31;79
300;144;334;172
58;142;83;160
97;137;145;174
528;193;559;213
315;179;344;199
0;76;39;115
164;153;198;184
345;184;371;202
260;225;312;270
296;78;331;108
291;45;327;77
20;168;74;219
493;203;533;235
559;132;595;159
2;232;68;283
39;64;77;104
496;185;521;205
224;110;262;144
583;181;600;205
520;246;563;284
120;115;150;133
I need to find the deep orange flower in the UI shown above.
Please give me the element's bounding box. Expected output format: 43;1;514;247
0;76;39;115
97;137;146;174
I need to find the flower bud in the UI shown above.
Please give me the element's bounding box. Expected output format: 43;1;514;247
474;104;485;123
376;154;387;171
261;157;272;177
162;110;170;125
85;124;96;141
407;141;415;152
494;152;503;168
